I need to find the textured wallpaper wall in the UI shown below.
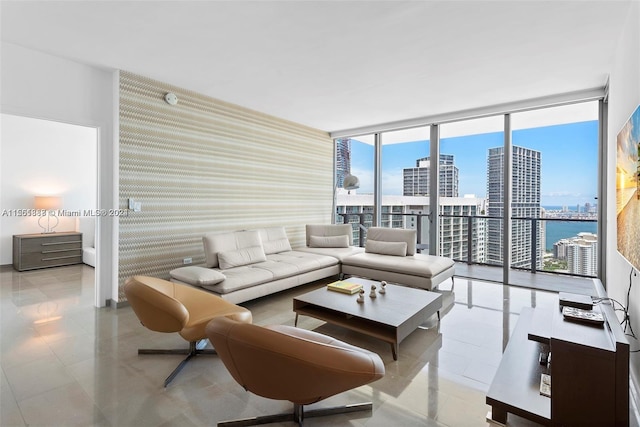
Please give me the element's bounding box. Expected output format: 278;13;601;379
118;71;333;298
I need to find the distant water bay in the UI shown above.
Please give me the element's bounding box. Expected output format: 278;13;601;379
544;220;597;250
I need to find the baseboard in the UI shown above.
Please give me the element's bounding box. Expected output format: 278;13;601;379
108;298;130;309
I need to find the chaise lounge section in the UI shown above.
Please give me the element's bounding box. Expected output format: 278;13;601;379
339;226;456;291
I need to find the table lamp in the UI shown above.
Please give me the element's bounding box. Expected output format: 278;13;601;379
34;196;62;233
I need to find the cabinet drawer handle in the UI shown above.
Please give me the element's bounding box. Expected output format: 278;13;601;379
41;240;82;246
42;255;82;261
42;249;81;254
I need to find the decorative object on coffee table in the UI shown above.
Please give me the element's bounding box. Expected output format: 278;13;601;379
357;289;365;303
379;281;387;294
369;284;377;298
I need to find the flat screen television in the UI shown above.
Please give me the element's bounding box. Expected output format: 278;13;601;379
615;104;640;271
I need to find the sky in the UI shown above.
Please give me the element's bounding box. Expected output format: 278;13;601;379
348;120;599;207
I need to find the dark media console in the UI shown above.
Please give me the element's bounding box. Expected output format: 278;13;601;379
486;284;629;426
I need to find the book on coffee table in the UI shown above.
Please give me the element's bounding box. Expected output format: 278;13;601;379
327;281;363;294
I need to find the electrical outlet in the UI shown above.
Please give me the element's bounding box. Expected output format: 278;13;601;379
183;257;193;265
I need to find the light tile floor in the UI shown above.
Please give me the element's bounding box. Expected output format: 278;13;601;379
0;265;636;426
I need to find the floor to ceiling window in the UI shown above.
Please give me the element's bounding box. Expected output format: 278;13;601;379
440;116;504;264
380;127;431;245
333;96;603;286
511;102;599;276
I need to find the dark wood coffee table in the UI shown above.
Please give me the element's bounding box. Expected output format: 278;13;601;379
293;277;442;360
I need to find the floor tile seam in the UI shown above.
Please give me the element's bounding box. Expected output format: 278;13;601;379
9;359;81;404
16;382;109;425
435;369;491;395
375;396;444;424
3;402;28;426
460;362;497;385
440;335;496;355
434;384;490;411
0;364;29;426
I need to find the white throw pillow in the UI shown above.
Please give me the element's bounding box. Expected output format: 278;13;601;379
170;266;226;286
217;245;267;270
365;239;407;257
309;234;350;248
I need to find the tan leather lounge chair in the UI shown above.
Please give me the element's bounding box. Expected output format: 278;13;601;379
124;276;252;387
206;316;385;426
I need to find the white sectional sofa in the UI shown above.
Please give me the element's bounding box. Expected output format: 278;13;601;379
170;224;454;304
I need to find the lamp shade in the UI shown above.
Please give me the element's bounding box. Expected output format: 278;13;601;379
34;196;62;211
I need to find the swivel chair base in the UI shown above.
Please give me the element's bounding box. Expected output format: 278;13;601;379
218;401;373;427
138;339;216;387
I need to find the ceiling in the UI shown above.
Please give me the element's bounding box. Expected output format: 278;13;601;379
0;1;632;133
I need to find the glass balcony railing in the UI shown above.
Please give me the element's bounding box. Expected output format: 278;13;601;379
337;212;598;279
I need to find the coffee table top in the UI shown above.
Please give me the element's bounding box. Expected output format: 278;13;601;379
293;277;441;328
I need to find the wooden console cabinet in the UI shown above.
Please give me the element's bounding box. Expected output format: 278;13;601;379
487;291;629;426
13;232;83;271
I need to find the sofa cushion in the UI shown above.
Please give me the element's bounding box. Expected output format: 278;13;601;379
170;266;226;286
305;224;353;246
258;227;293;254
203;230;263;268
267;251;339;273
309;234;349;248
342;252;454;278
209;265;275;294
218;245;267;270
263;238;292;254
365;239;407;257
366;227;416;255
250;259;301;278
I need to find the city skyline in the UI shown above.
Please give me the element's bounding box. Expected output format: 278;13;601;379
348;120;598;207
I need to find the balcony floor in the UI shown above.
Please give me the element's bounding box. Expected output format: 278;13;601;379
453;262;598;296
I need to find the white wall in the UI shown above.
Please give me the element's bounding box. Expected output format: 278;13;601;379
1;42;117;307
1;114;97;264
606;0;640;394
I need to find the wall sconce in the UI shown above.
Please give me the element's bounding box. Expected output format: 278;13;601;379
34;196;62;233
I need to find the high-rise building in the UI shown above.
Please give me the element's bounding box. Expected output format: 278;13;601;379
554;232;598;276
566;233;598;276
403;154;459;197
335;194;486;262
486;146;542;269
335;138;352;189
